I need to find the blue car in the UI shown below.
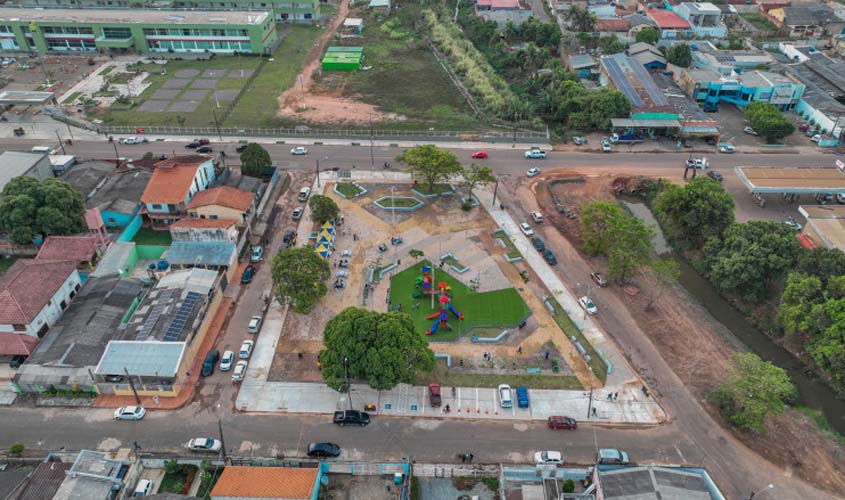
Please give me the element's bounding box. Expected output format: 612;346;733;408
516;386;529;408
241;265;256;284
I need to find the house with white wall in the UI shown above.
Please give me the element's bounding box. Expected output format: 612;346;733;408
674;3;727;38
0;259;81;356
140;155;216;228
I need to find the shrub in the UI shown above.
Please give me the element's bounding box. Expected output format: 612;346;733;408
9;442;24;456
563;479;575;493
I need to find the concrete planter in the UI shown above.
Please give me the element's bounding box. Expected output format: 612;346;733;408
411;184;454;199
333;182;367;199
373;196;424;211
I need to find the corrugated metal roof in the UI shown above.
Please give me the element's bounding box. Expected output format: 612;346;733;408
95;340;186;377
611;118;681;128
164;241;236;267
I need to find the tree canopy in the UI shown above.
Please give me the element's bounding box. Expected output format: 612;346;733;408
703;220;802;301
710;352;797;433
654;177;735;247
580;201;654;280
796;247;845;283
744;102;795;143
396;145;462;194
320;307;435;391
666;44;692;67
565;5;597;32
270;247;330;313
599;36;625;55
461;164;496;198
635;28;659;45
308;194;340;223
0;177;86;244
239;143;272;177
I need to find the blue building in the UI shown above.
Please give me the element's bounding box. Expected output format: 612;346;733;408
676;67;804;111
568;54;598;79
140;155;216;228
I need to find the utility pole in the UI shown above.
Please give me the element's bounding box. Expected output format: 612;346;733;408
586;387;593;419
491;178;499;207
369;114;375;168
218;418;227;462
124;367;141;405
316;159;321;187
344;357;352;410
55;130;66;155
113;142;120;164
211;108;223;141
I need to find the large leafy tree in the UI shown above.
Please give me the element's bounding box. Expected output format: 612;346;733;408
519;42;549;78
744;102;795;143
396;145;463;195
586;88;631;129
709;352;797;433
460;164;496;198
270;247;330;313
666;43;692;67
777;273;824;336
796;247;845;283
0;177;86;244
654;177;735;247
320;307;435;391
635;28;659;45
565;5;597;32
703;220;801;301
239;143;272;177
580;201;654;281
308;194;340;223
599;36;625;55
645;257;681;310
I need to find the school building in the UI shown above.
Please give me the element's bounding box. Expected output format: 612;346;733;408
0;8;278;54
9;0;320;23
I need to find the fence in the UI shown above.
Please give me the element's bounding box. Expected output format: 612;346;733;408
99;125;548;142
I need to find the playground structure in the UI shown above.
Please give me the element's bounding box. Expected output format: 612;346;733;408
414;265;464;335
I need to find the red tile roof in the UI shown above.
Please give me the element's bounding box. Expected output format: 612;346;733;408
187;186;253;212
37;236;99;262
476;0;520;8
0;332;39;355
170;218;237;229
210;467;318;499
0;259;77;324
596;18;630;31
85;208;104;230
140;156;211;205
647;9;691;29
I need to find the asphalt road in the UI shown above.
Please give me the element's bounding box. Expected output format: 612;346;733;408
0;139;841;499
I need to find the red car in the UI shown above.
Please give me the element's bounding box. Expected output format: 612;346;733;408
547;416;577;430
471;151;489;159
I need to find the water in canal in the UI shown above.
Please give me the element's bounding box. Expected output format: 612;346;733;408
620;198;845;435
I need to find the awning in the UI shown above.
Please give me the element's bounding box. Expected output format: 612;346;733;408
681;125;720;137
611;118;681;129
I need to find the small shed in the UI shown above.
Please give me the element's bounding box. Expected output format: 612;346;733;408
343;17;364;34
321;46;364;71
368;0;390;9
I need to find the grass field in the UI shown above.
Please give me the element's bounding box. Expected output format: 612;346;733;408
132;227;172;246
225;25;323;127
0;256;18;276
378;196;420;208
741;13;778;31
311;7;484;130
547;297;607;383
492;229;522;260
335;182;364;198
389;260;530;341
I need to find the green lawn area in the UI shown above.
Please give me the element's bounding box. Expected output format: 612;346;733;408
335;182;364;198
389;260;530;341
414;183;454;196
418;366;582;390
0;256;18;276
159;464;196;494
442;255;467;272
492;229;522;260
310;6;485;131
132;227;172;246
547;297;607;383
378;196;420;208
741;13;778;31
225;26;323;127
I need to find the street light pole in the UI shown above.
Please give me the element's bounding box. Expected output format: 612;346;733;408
316;159;321;188
344;357;352;410
369;113;374;168
124;367;141;405
55;129;66;155
749;484;775;499
491;178;499;207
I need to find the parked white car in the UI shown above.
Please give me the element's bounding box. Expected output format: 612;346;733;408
232;360;248;382
133;479;153;497
519;222;534;236
530;211;544;223
526;168;541;177
247;315;262;334
498;384;513;408
119;137;141;145
239;340;254;359
290;146;308;155
743;126;758;136
114;406;146;420
578;296;598;315
250;245;263;263
534;451;564;465
188;438;222;452
220;350;235;371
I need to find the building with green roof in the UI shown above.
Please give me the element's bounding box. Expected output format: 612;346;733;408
321;46;364;71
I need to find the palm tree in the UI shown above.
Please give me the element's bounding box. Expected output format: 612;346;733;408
565;5;597;33
520;43;547;78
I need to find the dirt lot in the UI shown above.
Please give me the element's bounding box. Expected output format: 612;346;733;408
528;171;845;495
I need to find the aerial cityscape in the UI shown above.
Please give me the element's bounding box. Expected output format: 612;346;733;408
0;0;844;499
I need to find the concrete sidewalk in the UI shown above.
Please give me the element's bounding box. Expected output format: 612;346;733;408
475;188;638;388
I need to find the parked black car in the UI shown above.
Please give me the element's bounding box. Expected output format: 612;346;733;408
543;249;557;266
333;410;370;426
201;350;220;377
307;442;341;458
707;170;723;182
241;265;256;284
196;145;213;153
236;144;248;153
532;236;545;252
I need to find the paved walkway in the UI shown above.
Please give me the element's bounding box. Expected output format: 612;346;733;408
93;297;233;410
234;171;664;425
